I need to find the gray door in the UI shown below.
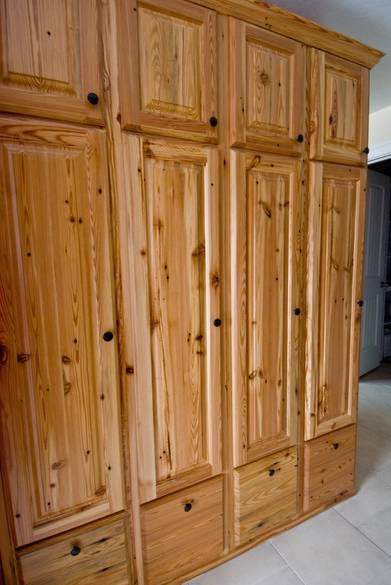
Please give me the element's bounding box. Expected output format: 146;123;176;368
360;170;390;376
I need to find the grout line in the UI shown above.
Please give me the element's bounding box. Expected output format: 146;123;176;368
269;541;307;585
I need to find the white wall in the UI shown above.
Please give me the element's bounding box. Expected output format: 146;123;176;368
369;105;391;162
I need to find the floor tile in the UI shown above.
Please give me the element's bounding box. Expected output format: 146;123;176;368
271;509;391;585
335;474;391;526
357;504;391;557
254;565;304;585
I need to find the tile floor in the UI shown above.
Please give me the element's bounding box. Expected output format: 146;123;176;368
187;363;391;585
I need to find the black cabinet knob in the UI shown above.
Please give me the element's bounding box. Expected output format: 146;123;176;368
297;134;304;143
183;502;192;512
332;442;339;450
294;308;301;316
209;116;218;127
70;545;81;557
357;300;364;307
103;331;114;342
268;468;275;477
87;92;99;105
363;146;370;155
213;318;222;327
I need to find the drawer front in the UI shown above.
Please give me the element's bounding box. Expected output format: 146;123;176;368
19;518;129;585
141;476;223;585
234;447;298;546
303;425;356;511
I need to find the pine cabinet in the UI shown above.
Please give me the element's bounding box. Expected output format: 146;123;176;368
123;135;222;504
0;117;123;546
117;0;218;142
231;151;302;467
305;162;367;440
0;0;103;125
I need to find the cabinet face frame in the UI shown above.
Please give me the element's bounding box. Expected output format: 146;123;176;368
231;151;302;468
229;18;306;156
0;0;103;125
0;117;123;546
117;0;218;143
123;134;222;504
305;162;366;440
309;49;369;165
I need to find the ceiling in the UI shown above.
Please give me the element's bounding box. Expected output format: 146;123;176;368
272;0;391;113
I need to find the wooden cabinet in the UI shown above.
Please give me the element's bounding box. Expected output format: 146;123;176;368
0;117;123;546
123;135;222;503
117;0;218;142
0;0;103;125
231;151;302;467
305;163;367;440
309;49;369;165
229;18;305;155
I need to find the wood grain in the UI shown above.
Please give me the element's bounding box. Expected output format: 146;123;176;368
303;425;356;511
234;447;297;546
0;116;123;546
0;0;103;125
117;0;218;142
229;17;305;155
231;151;301;467
305;163;367;440
141;476;223;585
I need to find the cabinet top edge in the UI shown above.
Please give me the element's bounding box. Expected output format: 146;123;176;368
189;0;384;69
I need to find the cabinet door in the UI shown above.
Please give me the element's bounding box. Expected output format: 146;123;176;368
231;152;302;467
124;136;221;503
305;163;366;440
230;18;305;155
0;117;123;546
117;0;217;142
0;0;103;124
309;49;369;165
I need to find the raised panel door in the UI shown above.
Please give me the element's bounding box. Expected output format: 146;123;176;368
305;163;366;439
0;117;123;545
230;18;305;155
0;0;103;124
309;49;369;165
231;152;302;467
117;0;218;142
123;135;221;503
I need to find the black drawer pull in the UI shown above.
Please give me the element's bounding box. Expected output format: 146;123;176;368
332;442;339;450
183;502;192;512
213;318;222;327
103;331;114;342
268;468;275;477
297;134;304;143
70;545;81;557
209;116;218;127
363;146;370;155
87;92;99;105
357;300;364;307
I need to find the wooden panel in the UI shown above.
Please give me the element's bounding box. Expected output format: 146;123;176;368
231;151;301;467
19;516;129;585
0;117;123;546
230;18;305;155
306;163;366;440
234;447;297;546
182;0;383;69
141;476;223;585
303;425;356;511
0;0;103;124
117;0;217;142
309;49;369;165
123;135;221;503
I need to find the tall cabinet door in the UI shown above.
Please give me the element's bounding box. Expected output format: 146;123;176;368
0;117;123;546
117;0;217;142
305;163;366;440
229;18;305;155
309;49;369;165
124;136;221;504
0;0;103;124
231;152;302;467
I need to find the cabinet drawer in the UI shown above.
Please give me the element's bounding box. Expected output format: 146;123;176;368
19;517;129;585
303;425;356;511
234;447;298;546
141;476;223;585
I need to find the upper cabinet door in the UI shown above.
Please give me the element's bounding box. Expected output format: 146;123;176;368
0;0;103;125
124;135;221;503
309;49;369;165
231;152;302;467
117;0;218;142
0;117;123;546
305;163;366;440
229;19;305;155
